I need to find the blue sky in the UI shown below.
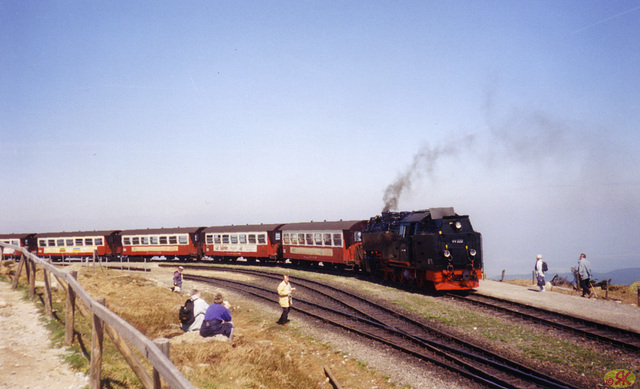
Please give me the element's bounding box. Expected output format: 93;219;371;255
2;1;639;277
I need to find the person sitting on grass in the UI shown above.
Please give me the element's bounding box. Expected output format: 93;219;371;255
182;289;209;332
200;293;234;341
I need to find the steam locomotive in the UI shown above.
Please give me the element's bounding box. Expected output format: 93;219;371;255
1;207;483;291
361;208;483;290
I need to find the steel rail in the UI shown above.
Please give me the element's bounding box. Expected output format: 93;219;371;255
446;293;640;352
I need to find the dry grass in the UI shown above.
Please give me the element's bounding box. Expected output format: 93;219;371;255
1;261;398;389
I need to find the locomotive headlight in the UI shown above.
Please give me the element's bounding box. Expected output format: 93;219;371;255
454;221;462;230
443;249;451;258
469;249;477;256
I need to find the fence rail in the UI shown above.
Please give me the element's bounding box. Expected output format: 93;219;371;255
0;243;193;389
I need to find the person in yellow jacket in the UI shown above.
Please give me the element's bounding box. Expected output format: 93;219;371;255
276;274;295;325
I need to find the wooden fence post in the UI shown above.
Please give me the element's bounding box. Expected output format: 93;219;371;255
12;253;26;289
153;338;170;389
28;258;36;298
90;297;106;389
501;269;505;282
605;280;609;300
65;271;78;346
43;264;53;317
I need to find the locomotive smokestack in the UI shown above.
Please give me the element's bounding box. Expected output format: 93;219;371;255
382;133;475;212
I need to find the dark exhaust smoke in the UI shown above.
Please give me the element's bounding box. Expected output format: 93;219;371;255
382;133;475;212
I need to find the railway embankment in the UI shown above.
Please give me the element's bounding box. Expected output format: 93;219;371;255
476;279;640;333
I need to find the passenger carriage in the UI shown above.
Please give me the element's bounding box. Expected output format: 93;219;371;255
279;220;367;269
202;224;284;262
120;227;205;261
36;230;121;260
1;233;37;259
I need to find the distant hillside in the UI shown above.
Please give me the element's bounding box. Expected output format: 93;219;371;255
593;268;640;286
492;267;640;286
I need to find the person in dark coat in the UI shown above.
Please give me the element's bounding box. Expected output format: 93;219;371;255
200;293;234;341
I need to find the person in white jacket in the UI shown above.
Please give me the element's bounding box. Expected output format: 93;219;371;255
535;255;545;292
185;289;209;332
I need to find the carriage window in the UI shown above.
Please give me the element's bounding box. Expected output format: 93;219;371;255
305;234;313;245
179;235;188;244
313;233;322;245
95;238;103;246
290;234;297;244
230;234;238;244
39;240;47;247
12;240;19;246
169;236;178;244
75;238;83;246
298;234;305;244
206;234;213;244
214;235;222;244
258;234;266;244
66;239;74;246
151;236;159;245
248;234;256;244
57;239;65;246
85;238;93;246
333;233;342;246
323;233;332;246
160;236;168;244
222;235;229;244
141;237;148;245
354;231;362;242
239;234;247;244
132;237;140;245
123;237;131;245
283;234;290;244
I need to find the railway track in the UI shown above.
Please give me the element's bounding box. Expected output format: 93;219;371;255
445;293;640;352
184;268;579;389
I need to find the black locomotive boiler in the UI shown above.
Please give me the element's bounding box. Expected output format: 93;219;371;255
361;208;483;291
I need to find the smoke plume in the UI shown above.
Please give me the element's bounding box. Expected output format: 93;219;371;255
382;133;475;212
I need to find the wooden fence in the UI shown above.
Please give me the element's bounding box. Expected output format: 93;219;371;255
0;243;193;389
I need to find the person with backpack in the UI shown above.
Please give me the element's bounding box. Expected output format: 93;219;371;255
180;289;208;332
535;254;547;292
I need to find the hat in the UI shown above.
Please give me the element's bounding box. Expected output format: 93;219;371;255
178;266;184;270
536;255;542;259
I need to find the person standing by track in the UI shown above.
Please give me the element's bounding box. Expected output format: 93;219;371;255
578;253;593;298
276;274;295;325
535;255;546;292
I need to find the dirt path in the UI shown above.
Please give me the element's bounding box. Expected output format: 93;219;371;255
0;280;88;389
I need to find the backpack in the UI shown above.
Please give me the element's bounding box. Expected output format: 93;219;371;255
179;299;195;326
534;261;549;273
